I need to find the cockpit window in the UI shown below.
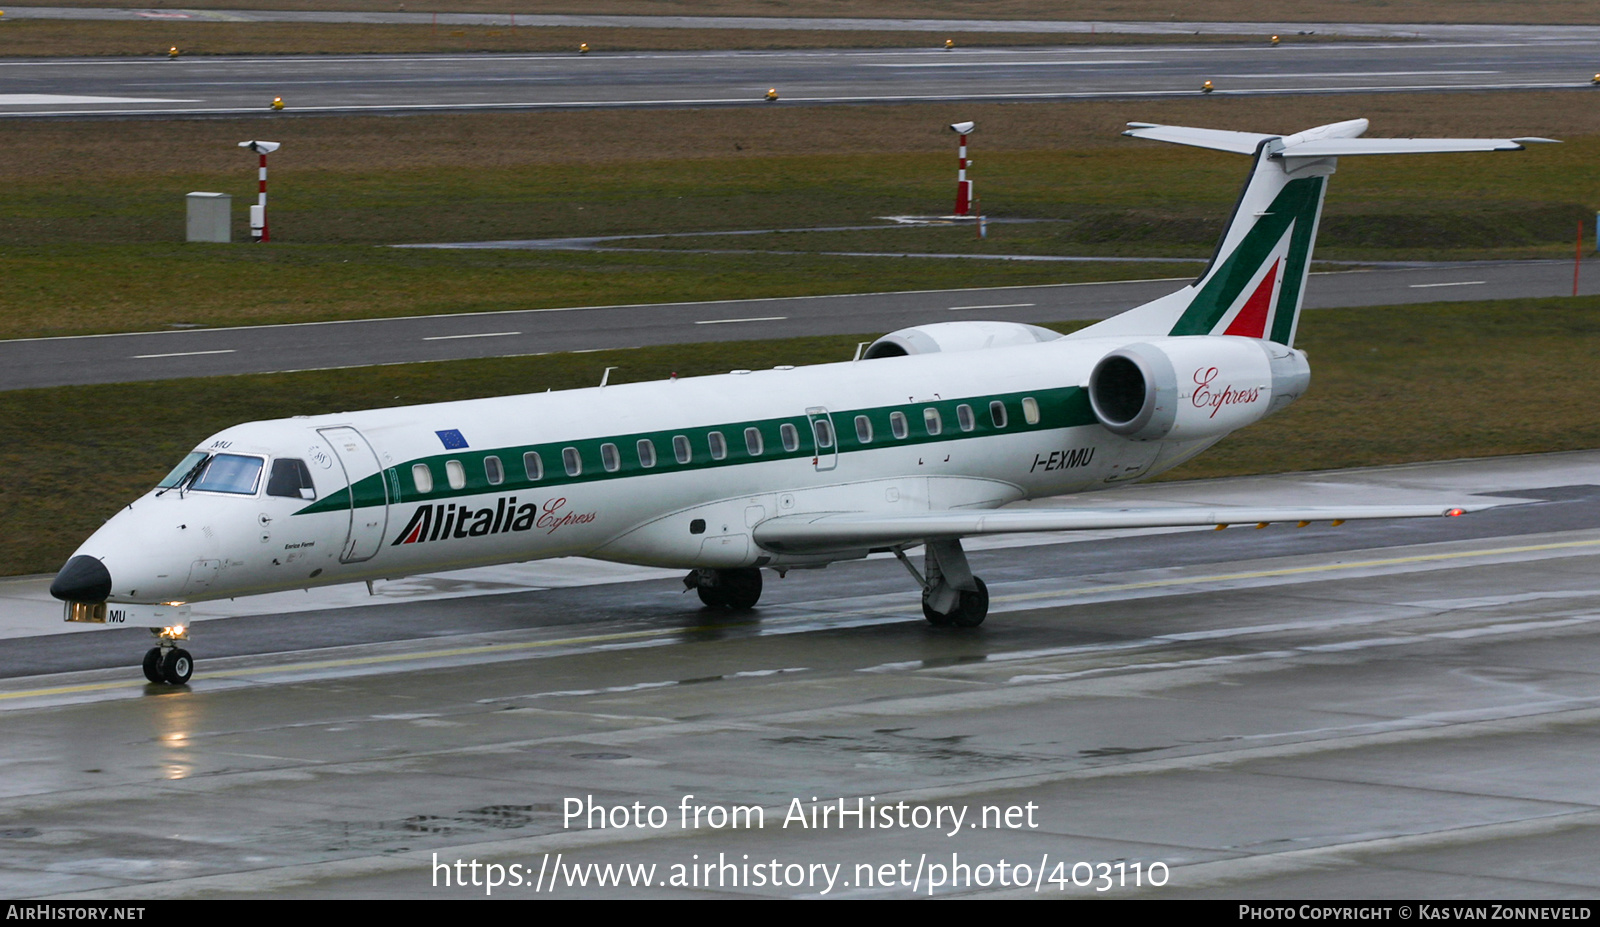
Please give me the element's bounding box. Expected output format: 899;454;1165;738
157;451;209;489
190;454;264;495
266;458;317;500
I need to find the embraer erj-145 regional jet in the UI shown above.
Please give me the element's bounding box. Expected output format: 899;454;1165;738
51;119;1554;685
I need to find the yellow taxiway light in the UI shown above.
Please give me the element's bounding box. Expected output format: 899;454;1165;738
1255;522;1269;529
271;96;284;111
1215;524;1228;530
1592;73;1600;85
169;46;179;59
765;87;779;101
580;42;589;54
1202;79;1215;93
1296;520;1311;528
945;38;955;50
1271;34;1280;46
1331;519;1346;527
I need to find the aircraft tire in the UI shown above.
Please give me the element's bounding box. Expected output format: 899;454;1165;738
161;648;194;686
923;577;988;628
952;577;989;628
700;567;762;611
142;647;164;684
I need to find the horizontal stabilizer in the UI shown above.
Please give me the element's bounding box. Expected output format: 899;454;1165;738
1121;123;1276;154
754;504;1481;553
1125;119;1559;159
1279;137;1554;158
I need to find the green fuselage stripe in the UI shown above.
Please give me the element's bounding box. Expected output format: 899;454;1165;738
296;386;1095;515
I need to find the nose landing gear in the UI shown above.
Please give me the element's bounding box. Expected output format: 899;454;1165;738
142;625;194;685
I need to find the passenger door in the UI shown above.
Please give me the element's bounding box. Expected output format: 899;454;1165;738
805;407;838;472
317;426;390;563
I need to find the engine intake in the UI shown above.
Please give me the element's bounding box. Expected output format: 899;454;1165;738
1088;337;1309;441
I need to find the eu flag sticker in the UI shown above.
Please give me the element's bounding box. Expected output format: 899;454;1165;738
435;429;469;450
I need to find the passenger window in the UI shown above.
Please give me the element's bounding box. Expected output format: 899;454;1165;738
1022;397;1041;425
484;455;504;485
890;411;908;439
990;401;1008;429
601;443;620;472
813;419;834;449
780;423;799;452
708;431;727;460
674;435;691;464
957;404;975;432
924;408;942;436
446;460;466;490
412;463;434;494
523;451;543;481
267;458;317;500
745;427;763;456
563;447;582;476
191;454;264;495
637;439;656;468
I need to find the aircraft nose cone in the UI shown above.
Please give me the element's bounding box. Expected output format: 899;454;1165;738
50;555;112;603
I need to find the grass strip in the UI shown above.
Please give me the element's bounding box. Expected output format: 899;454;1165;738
0;244;1198;339
4;295;1599;577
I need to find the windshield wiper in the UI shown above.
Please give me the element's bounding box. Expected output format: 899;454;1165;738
156;454;210;497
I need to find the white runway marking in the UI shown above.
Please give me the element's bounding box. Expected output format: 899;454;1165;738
1409;280;1487;288
421;331;522;341
132;349;236;359
948;302;1036;311
0;94;199;105
694;316;788;325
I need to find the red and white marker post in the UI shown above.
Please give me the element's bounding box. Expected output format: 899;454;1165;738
949;121;975;217
238;140;281;242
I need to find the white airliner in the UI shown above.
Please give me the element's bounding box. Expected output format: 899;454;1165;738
51;119;1553;685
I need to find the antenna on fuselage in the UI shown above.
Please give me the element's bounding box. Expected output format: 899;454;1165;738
600;366;619;387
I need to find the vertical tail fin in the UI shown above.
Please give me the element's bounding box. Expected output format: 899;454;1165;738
1068;120;1550;347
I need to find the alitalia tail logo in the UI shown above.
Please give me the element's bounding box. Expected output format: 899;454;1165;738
391;495;597;545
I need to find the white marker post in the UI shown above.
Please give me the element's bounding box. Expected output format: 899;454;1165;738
949;121;975;217
238;140;280;242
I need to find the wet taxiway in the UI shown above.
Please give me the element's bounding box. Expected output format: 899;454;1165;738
4;453;1600;898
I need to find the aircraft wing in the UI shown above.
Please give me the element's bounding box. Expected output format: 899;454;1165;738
753;504;1476;553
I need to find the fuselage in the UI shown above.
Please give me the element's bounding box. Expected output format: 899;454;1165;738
60;332;1301;607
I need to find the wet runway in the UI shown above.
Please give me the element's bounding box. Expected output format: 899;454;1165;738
5;453;1600;898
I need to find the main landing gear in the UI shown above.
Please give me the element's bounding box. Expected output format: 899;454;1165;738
896;539;989;628
684;567;763;611
141;625;194;685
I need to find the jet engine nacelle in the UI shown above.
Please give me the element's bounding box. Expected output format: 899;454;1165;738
863;320;1061;358
1087;337;1310;441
